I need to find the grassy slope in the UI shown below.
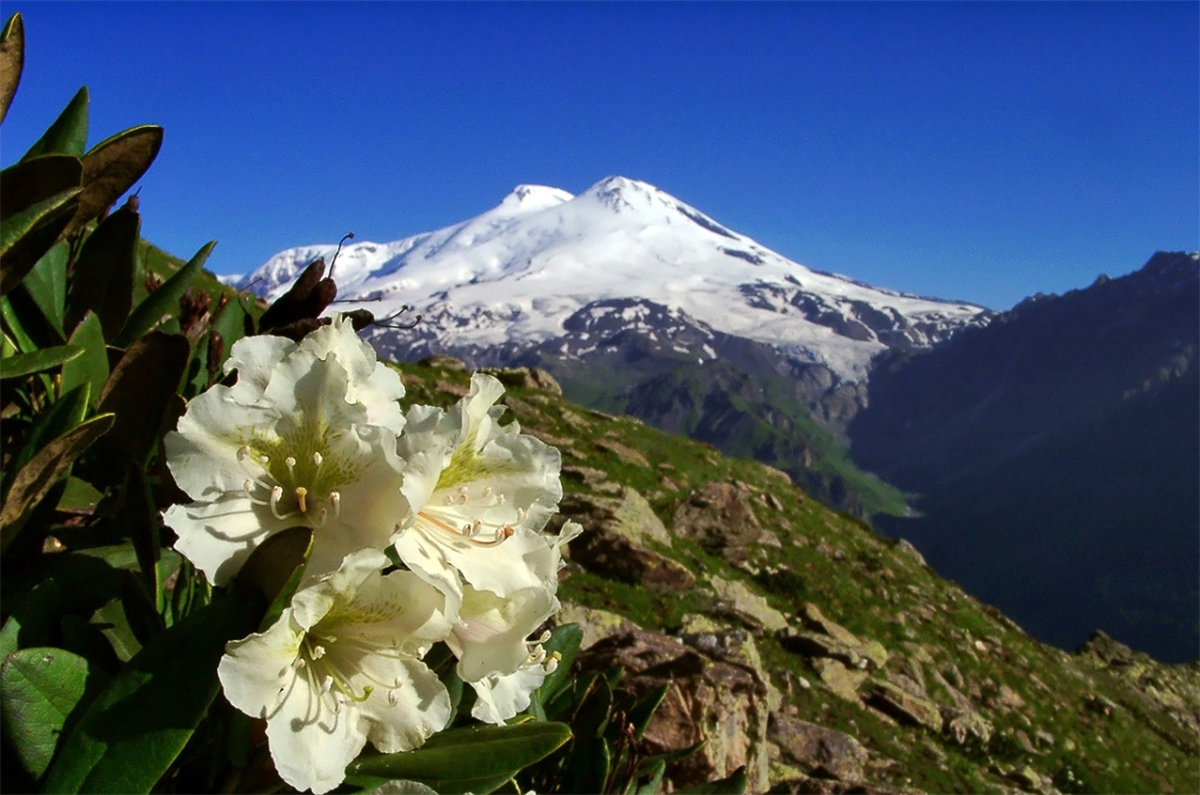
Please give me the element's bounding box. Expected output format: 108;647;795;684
395;356;1199;795
561;360;909;519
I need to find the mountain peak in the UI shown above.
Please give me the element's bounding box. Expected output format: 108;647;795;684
499;184;573;211
579;175;673;213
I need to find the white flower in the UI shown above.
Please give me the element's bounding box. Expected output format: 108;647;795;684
453;521;580;723
164;316;410;585
217;549;452;795
391;373;563;611
449;582;562;724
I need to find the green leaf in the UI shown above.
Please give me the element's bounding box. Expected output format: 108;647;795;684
0;187;81;297
564;737;612;795
63;203;139;339
75;543;181;580
626;682;669;741
40;592;265;794
1;292;36;352
61;311;109;403
0;413;113;551
94;331;189;475
674;766;748;795
23;240;69;336
0;553;126;662
20;85;88;161
234;524;313;631
2;381;89;499
123;467;162;614
0;343;82;378
1;12;25;125
347;722;573;794
573;673;613;739
630;758;667;795
90;597;141;663
114;240;215;347
65;126;162;237
0;582;65;662
0;647;93;779
1;154;84;221
56;476;105;515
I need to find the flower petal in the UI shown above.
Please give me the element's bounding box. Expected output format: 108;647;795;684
164;388;279;500
165;497;290;587
223;334;297;402
217;609;305;719
469;665;548;725
299;315;407;430
393;372;564;602
452;584;557;683
352;656;451;754
265;679;368;795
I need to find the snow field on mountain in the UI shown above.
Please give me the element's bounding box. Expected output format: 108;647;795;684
242;176;987;381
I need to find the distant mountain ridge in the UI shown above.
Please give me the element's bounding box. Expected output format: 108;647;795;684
850;251;1200;663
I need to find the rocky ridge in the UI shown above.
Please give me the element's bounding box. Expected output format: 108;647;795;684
397;357;1200;795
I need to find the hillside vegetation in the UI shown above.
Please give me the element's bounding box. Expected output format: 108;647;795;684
395;355;1198;794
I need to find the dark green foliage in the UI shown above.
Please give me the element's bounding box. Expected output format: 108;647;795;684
0;16;263;791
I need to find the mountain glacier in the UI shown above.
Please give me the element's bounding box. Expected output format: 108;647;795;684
240;176;991;382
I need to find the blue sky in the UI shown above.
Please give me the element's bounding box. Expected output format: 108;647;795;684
4;1;1197;310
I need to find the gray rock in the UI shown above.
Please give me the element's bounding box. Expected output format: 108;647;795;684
866;680;944;732
768;714;869;783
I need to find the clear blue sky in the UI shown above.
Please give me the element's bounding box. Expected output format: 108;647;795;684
4;1;1197;310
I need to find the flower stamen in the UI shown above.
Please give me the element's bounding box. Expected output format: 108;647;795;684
416;510;514;546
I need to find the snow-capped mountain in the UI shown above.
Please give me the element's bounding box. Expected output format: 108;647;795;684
241;177;991;383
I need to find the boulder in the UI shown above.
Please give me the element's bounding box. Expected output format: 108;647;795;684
778;603;888;672
770;776;902;794
673;481;778;565
551;489;693;591
594;437;652;468
984;683;1027;712
865;680;944;732
768;714;869;783
796;602;862;646
708;575;790;633
811;658;868;703
943;708;993;746
553;602;640;650
576;628;772;793
478;365;563;395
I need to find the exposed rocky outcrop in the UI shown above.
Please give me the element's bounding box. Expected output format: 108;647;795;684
768;714;869;784
553;488;695;591
576;628;773;793
673;481;781;569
